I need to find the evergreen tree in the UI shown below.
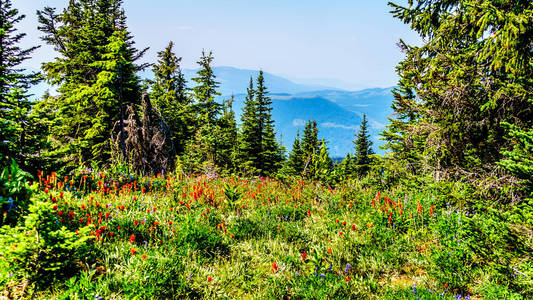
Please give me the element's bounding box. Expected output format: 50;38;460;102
256;70;282;175
354;114;374;175
37;0;146;169
216;95;238;172
337;153;355;180
287;130;304;175
0;0;40;167
191;50;221;125
237;77;260;172
150;41;191;154
301;120;319;177
384;0;533;186
184;50;222;169
237;71;282;176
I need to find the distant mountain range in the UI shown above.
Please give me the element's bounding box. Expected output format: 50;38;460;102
183;67;394;157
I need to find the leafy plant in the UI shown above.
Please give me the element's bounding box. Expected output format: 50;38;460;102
0;159;34;225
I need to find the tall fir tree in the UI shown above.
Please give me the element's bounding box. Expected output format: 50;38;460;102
255;70;282;175
150;41;191;154
0;0;40;167
301;120;319;177
287;130;304;175
37;0;146;169
191;50;221;125
184;50;222;170
216;95;238;172
353;114;374;175
237;77;260;172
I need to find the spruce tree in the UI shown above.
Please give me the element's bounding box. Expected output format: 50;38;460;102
184;50;221;169
0;0;40;166
287;130;304;175
37;0;145;169
353;114;374;175
237;77;260;172
256;70;282;175
150;41;191;154
385;0;532;185
191;50;221;125
237;71;282;176
301;120;319;177
216;95;238;172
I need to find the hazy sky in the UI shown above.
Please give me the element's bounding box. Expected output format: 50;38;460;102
14;0;419;90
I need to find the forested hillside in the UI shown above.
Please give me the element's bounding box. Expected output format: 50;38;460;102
0;0;531;299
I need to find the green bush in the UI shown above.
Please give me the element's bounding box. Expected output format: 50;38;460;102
0;192;95;289
0;160;34;226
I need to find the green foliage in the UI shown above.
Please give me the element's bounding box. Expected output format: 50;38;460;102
384;0;533;187
216;96;239;172
37;0;145;170
150;41;192;155
237;71;283;176
0;193;94;289
0;160;33;226
353;114;374;175
223;183;241;211
499;122;533;196
0;0;40;167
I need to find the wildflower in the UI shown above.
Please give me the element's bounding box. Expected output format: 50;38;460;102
272;262;278;273
142;254;147;259
345;276;352;281
129;234;135;244
328;248;332;254
302;252;307;261
130;249;136;255
207;276;212;282
351;224;356;231
345;263;351;272
339;232;343;236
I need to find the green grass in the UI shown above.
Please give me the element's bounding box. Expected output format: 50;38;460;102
1;172;531;299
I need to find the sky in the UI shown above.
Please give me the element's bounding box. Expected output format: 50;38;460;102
14;0;419;90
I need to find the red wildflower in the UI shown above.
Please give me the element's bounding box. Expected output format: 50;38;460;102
208;276;212;282
129;234;135;244
345;276;352;281
302;252;307;261
351;224;356;231
328;248;332;254
142;254;147;259
130;248;136;255
272;262;278;273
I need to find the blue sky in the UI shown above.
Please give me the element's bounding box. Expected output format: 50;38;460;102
14;0;418;90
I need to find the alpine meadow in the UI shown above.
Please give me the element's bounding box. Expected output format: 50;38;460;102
1;0;532;299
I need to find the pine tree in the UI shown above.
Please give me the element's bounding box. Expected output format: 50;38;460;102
0;0;40;167
37;0;146;169
301;120;319;177
385;0;532;184
237;71;282;176
353;114;374;175
287;130;304;175
256;70;282;175
191;50;221;125
184;50;222;169
237;77;260;172
216;95;238;172
150;41;191;154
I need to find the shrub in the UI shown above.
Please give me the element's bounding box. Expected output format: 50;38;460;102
0;192;94;290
